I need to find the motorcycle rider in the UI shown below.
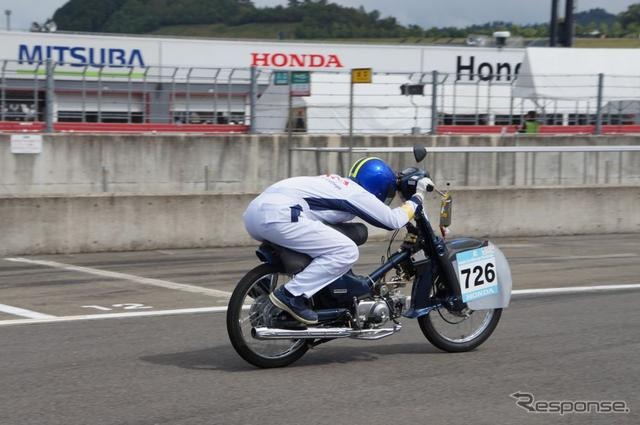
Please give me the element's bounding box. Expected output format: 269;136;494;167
243;157;432;324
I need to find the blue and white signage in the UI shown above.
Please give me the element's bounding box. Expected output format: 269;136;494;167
456;246;499;303
18;44;146;67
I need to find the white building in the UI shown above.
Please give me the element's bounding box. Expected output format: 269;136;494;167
0;30;528;132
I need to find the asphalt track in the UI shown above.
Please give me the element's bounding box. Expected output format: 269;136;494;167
1;233;639;424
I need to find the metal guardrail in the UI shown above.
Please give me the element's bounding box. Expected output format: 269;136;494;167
0;59;267;129
289;146;640;153
287;145;640;186
3;56;640;135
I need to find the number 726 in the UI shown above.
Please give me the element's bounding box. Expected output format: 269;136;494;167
461;263;496;289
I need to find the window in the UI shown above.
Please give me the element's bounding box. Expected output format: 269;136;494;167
438;113;489;125
568;114;596;125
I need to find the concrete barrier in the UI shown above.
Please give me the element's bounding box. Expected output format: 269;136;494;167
0;193;254;256
1;186;638;256
1;133;640;195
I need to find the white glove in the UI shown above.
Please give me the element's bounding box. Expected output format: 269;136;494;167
417;177;434;193
416;177;435;195
411;177;434;204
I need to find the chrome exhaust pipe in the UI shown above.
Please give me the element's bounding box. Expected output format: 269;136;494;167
252;325;401;340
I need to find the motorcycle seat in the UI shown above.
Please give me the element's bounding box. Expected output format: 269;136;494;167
256;223;369;275
327;222;368;246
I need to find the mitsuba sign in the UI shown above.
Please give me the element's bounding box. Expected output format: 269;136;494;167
18;44;146;68
251;52;343;68
456;55;522;82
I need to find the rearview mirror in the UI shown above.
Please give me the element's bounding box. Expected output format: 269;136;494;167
413;145;427;163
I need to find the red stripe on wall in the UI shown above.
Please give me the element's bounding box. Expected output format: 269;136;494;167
437;125;640;135
0;122;250;134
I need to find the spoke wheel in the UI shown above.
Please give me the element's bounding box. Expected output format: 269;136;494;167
418;306;502;352
227;264;308;368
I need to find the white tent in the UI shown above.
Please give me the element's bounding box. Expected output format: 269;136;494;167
514;48;640;102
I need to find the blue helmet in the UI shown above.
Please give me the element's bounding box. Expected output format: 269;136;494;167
348;157;397;205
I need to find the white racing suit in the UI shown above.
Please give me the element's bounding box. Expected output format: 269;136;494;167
243;175;422;298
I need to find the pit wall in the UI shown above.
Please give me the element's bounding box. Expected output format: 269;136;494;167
1;185;638;256
1;134;640;195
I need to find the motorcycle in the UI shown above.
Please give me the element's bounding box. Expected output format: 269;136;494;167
227;146;512;368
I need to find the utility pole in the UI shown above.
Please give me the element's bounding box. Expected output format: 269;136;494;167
4;9;11;31
563;0;575;47
549;0;558;46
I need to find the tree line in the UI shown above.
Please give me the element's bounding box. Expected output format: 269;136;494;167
52;0;640;39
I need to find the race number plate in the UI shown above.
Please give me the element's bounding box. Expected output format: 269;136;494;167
456;246;499;302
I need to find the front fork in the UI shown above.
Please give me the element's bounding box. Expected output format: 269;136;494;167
404;206;466;318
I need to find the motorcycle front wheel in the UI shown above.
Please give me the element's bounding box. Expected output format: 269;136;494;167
226;264;309;368
418;307;502;353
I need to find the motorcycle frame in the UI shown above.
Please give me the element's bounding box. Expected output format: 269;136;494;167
253;207;464;322
363;204;464;320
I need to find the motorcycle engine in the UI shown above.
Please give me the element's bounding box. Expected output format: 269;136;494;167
357;299;391;325
357;291;409;326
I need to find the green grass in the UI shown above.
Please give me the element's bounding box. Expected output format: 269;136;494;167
574;37;640;48
152;23;299;39
150;25;640;48
152;24;466;44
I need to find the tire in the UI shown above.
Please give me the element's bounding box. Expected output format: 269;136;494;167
226;264;309;368
418;308;502;353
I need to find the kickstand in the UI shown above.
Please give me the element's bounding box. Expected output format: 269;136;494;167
352;297;361;330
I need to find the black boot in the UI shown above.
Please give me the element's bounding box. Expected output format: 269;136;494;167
269;287;319;325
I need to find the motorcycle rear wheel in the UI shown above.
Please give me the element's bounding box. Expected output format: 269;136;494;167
418;307;502;352
226;264;309;368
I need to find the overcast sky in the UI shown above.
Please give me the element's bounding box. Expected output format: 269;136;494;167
0;0;637;31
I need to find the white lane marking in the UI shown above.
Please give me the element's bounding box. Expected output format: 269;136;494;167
1;283;640;327
496;244;540;248
81;305;113;311
512;283;640;296
4;257;232;299
0;303;56;319
532;253;638;261
0;306;227;326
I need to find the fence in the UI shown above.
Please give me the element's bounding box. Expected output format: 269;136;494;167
0;59;268;131
2;58;640;135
